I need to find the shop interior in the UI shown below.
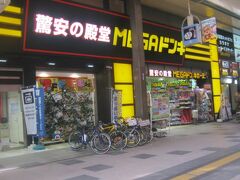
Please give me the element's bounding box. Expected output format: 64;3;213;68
36;70;96;144
147;70;214;126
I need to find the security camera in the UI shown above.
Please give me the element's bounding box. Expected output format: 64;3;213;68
0;0;11;14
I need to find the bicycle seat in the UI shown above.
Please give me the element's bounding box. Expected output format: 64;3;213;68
102;123;114;128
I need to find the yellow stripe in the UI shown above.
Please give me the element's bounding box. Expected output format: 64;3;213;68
171;151;240;180
0;28;22;37
185;54;211;61
192;44;210;50
0;16;21;25
4;6;21;14
185;48;211;56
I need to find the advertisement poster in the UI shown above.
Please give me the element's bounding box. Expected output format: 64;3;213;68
201;17;217;43
35;88;46;138
234;48;240;62
151;94;170;120
21;87;37;135
233;34;240;49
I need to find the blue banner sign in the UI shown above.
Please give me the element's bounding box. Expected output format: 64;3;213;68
35;88;46;138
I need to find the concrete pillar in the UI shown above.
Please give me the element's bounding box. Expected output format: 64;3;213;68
126;0;148;119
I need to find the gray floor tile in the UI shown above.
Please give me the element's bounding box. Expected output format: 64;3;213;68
167;150;192;155
199;132;211;135
202;147;226;151
229;139;240;142
133;153;156;159
225;136;240;138
109;151;126;155
58;159;84;165
20;162;45;169
65;175;99;180
83;164;112;172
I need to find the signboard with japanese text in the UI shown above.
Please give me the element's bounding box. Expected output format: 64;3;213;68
181;24;202;47
21;87;37;135
24;0;184;65
148;69;207;79
217;29;235;61
35;87;46;138
222;60;230;69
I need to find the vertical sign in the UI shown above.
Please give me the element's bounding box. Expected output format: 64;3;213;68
217;29;235;61
201;17;217;43
35;88;46;138
182;24;202;47
233;34;240;62
21;87;37;135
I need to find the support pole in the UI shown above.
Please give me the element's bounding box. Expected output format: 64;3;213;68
127;0;148;119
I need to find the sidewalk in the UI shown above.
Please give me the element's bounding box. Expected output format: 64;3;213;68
0;121;240;180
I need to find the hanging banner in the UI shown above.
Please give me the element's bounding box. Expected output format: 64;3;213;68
35;87;46;138
21;87;37;135
201;17;217;43
182;24;202;47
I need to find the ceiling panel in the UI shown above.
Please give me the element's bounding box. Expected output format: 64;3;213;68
141;0;240;34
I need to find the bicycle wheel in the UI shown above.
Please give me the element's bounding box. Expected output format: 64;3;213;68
125;129;140;148
68;131;83;150
110;130;127;150
90;133;111;154
138;128;148;146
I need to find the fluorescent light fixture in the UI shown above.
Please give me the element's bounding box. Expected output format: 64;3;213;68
0;59;7;63
158;78;164;81
70;73;80;78
234;80;238;84
39;72;49;77
225;78;232;84
87;64;94;68
48;62;55;66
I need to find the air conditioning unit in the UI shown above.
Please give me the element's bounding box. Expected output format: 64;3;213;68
0;0;11;13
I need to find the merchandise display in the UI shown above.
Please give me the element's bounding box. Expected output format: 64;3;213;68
147;77;213;126
36;76;95;143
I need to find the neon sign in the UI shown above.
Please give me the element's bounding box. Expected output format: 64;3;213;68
35;14;111;43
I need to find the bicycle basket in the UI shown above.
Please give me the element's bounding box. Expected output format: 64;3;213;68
126;118;137;126
139;119;150;127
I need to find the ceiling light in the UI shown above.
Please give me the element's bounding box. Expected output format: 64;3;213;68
70;73;80;78
39;72;49;77
87;64;94;68
48;62;55;66
0;59;7;63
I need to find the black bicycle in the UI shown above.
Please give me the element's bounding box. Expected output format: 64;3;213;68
68;122;111;154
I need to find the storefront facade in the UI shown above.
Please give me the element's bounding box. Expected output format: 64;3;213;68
0;0;221;151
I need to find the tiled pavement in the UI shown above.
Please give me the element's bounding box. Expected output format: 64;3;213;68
0;122;240;180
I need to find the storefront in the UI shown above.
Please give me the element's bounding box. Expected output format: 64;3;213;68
217;29;240;118
0;0;221;150
147;65;214;125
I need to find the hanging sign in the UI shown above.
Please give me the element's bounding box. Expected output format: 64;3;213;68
21;87;37;135
217;29;235;61
201;17;217;43
35;87;46;138
181;24;202;47
222;60;230;69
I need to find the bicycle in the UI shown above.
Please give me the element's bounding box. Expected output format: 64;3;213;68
68;121;111;154
100;122;127;151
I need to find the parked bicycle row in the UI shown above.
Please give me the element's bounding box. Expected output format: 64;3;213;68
68;118;153;154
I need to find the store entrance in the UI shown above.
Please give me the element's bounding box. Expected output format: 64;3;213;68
0;85;25;151
36;70;96;145
147;77;214;126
